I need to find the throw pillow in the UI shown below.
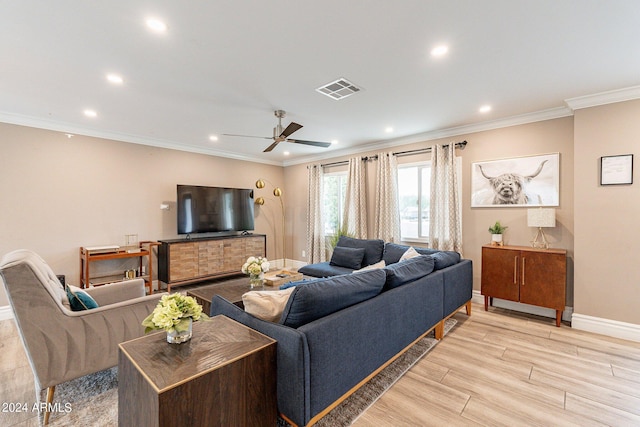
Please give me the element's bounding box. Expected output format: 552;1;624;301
280;269;386;328
353;260;386;272
431;251;461;270
382;243;439;265
242;287;296;322
383;255;435;289
335;236;385;266
399;246;420;261
330;246;366;270
66;285;99;311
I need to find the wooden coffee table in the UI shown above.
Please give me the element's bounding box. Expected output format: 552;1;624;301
187;275;254;315
118;315;276;427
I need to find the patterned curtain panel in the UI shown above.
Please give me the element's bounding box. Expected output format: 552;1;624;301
342;157;368;238
306;164;326;263
374;152;400;242
429;143;463;254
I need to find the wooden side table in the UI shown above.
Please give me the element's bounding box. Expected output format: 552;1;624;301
118;316;277;427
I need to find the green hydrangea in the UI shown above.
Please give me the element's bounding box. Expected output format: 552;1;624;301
142;293;208;333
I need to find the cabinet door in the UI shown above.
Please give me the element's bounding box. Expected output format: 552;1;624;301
198;240;224;277
169;243;198;282
223;238;246;273
519;250;566;310
245;236;266;259
481;247;520;302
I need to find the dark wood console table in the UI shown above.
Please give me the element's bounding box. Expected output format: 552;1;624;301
118;315;276;427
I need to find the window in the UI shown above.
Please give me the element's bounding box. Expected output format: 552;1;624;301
397;163;431;242
322;172;348;235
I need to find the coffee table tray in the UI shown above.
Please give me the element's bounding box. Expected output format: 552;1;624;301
263;270;303;287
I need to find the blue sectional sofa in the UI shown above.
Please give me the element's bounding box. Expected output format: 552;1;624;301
210;237;472;426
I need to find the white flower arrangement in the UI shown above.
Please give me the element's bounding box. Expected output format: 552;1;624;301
241;256;270;276
142;293;208;333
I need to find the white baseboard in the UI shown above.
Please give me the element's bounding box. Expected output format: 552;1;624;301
0;305;13;321
572;313;640;343
472;290;573;322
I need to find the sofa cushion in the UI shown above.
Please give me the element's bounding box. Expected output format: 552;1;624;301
242;287;296;322
280;269;386;328
66;285;99;311
336;236;384;267
431;251;461;270
383;255;435;289
298;262;354;278
329;246;365;270
354;260;386;272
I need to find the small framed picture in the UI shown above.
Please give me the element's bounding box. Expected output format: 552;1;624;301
600;154;633;185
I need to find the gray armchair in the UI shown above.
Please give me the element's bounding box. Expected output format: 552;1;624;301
0;249;165;424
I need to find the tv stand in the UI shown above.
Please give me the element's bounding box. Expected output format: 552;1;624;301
158;234;266;291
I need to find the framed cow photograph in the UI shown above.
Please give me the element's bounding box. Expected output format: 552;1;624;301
471;153;560;207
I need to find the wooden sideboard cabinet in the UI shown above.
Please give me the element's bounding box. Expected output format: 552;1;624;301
158;234;266;290
481;244;567;327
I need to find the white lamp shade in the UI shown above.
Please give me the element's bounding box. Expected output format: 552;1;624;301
527;208;556;228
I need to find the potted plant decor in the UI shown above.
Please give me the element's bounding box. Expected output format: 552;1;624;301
488;221;507;246
142;294;208;344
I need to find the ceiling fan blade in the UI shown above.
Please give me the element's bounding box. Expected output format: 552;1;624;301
287;139;332;148
222;133;272;140
280;122;303;138
263;140;280;152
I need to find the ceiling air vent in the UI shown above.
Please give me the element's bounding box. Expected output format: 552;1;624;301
316;78;362;100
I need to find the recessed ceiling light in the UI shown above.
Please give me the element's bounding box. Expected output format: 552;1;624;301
106;74;124;85
479;105;492;113
283;151;290;156
431;45;449;57
65;133;74;138
385;127;394;133
331;139;339;145
84;109;97;118
146;18;167;33
209;135;219;142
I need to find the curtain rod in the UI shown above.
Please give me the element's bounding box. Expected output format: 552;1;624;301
318;140;467;168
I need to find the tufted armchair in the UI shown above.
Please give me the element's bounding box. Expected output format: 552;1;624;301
0;249;165;424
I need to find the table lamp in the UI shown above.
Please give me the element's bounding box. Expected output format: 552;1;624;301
527;208;556;249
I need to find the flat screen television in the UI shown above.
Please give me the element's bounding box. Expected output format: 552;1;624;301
177;185;255;235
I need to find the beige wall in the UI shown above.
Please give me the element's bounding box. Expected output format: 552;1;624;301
0;122;284;306
286;117;576;305
574;99;640;324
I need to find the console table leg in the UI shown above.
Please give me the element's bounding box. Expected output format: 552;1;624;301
484;295;489;311
556;310;562;327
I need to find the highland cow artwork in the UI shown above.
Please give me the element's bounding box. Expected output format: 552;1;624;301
471;153;559;207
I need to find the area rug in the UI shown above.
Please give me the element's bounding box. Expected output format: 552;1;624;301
43;318;456;426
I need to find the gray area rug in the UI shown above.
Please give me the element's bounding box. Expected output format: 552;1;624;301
43;318;456;426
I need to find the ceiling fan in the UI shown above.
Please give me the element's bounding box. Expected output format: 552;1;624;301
223;110;332;152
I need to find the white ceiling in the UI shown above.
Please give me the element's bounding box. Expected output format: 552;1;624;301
2;1;640;166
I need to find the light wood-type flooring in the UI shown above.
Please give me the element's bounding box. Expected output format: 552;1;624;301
1;304;640;426
354;304;640;426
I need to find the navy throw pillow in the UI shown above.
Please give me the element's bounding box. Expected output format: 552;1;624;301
336;236;385;267
431;251;461;270
280;269;386;328
383;255;435;289
66;285;99;311
330;246;365;270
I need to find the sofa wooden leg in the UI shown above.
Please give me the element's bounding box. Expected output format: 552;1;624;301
434;320;444;340
44;385;55;425
466;300;472;316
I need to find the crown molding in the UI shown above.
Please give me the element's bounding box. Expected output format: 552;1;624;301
0;111;283;166
283;106;573;167
565;85;640;111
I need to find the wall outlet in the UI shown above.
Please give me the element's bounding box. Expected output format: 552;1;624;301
301;250;306;258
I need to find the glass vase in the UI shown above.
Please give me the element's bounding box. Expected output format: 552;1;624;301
166;318;193;344
249;272;264;289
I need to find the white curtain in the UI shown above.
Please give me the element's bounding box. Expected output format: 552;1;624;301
342;157;368;238
306;164;326;263
374;152;400;242
429;143;463;254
